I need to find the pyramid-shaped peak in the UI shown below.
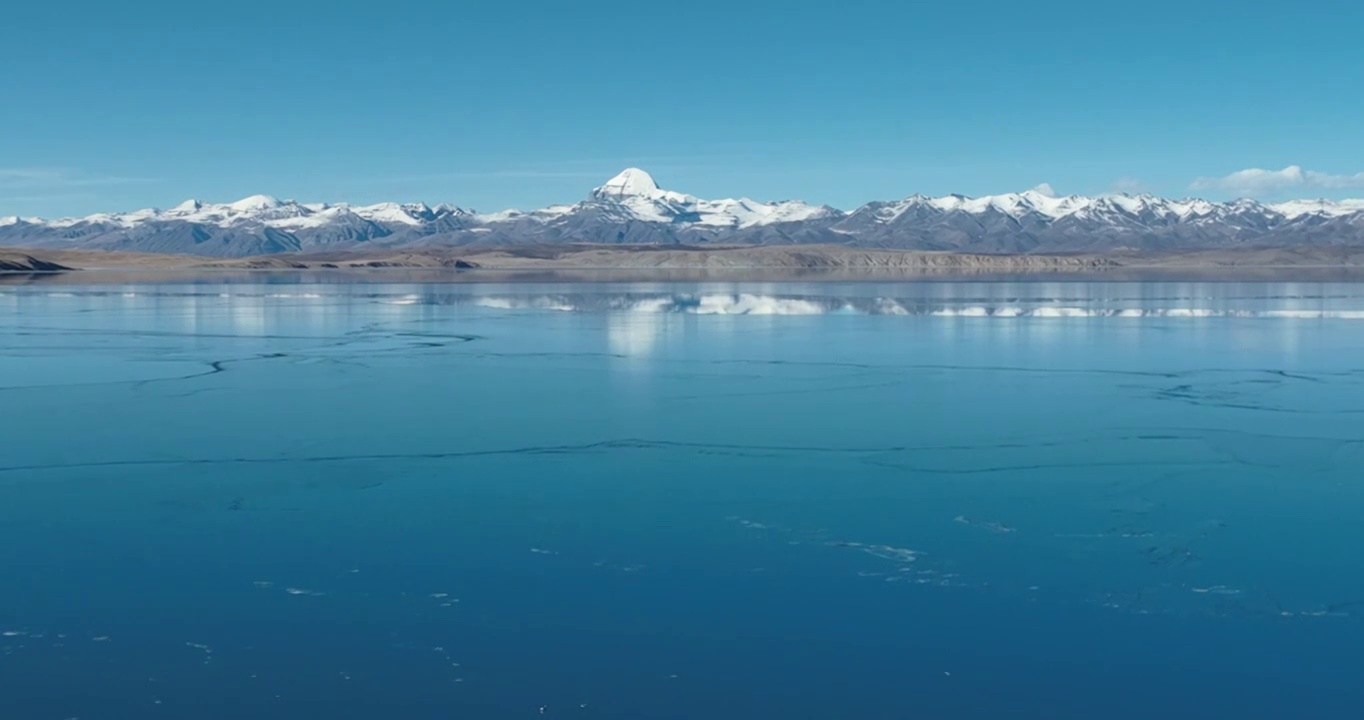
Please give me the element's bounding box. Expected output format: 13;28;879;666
592;168;660;199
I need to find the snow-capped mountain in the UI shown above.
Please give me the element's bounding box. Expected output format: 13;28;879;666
3;168;1364;257
27;194;469;232
584;168;837;228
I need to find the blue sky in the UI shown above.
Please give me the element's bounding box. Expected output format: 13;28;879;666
4;0;1364;218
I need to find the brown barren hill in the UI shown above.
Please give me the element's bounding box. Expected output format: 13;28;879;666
8;244;1364;280
0;250;75;272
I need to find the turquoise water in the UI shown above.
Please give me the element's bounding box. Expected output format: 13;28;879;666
3;280;1364;719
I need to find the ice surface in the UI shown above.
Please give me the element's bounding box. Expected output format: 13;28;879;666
3;280;1364;718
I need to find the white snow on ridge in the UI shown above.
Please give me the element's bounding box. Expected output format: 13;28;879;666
1269;199;1364;219
267;202;444;229
20;195;471;231
227;194;282;212
474;209;525;223
585;167;836;228
475;204;577;224
872;191;1108;223
353;203;423;226
262;206;351;229
865;190;1364;225
591;168;695;205
592;168;665;199
1163;199;1218;219
10;168;1364;231
691;197;837;228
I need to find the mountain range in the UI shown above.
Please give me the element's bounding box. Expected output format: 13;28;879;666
4;168;1364;257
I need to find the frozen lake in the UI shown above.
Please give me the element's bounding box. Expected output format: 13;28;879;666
3;279;1363;719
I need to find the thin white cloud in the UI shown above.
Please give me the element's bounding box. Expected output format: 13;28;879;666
499;154;763;168
1190;165;1364;197
1109;177;1146;194
370;156;761;186
0;193;96;203
373;170;607;184
1029;183;1056;197
0;168;157;189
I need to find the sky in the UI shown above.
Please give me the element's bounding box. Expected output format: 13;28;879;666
4;0;1364;218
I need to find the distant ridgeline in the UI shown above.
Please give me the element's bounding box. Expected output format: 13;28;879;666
4;169;1364;258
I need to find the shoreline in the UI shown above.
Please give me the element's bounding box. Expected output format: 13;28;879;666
8;244;1364;283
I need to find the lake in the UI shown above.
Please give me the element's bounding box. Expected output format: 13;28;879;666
3;278;1363;719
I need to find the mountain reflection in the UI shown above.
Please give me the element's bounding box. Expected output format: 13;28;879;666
461;292;1364;318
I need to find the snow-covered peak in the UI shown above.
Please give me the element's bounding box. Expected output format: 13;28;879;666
692;197;840;227
903;191;1095;220
580;168;833;227
1100;194;1158;214
1163;198;1218;219
228;195;282;212
9;178;1364;249
592;168;661;199
433;203;469;216
353;202;424;226
871;190;1291;225
1269;198;1364;219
